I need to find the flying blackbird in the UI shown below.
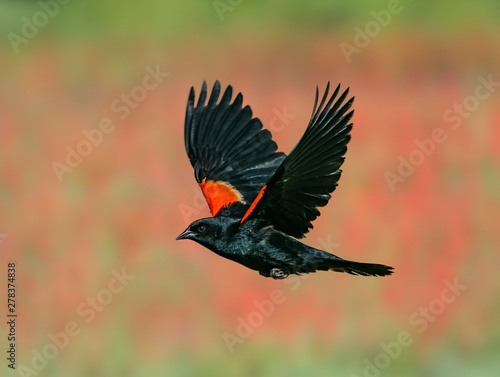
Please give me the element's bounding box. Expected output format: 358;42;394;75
177;81;393;279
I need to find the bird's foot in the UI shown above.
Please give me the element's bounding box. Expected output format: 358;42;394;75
270;268;289;280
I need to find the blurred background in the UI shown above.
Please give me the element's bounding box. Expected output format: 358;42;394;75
1;1;499;376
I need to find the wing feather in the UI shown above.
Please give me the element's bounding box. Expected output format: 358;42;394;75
241;83;354;238
184;81;286;216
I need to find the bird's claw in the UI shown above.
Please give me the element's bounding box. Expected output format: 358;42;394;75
270;268;289;279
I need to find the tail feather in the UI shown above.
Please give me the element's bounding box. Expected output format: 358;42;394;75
327;259;394;277
301;250;394;277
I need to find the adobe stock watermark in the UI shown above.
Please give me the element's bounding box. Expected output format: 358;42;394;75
223;273;309;353
340;0;405;63
316;234;341;253
52;65;169;182
8;0;72;54
351;277;466;377
213;0;243;21
17;268;135;376
385;74;499;192
178;106;296;223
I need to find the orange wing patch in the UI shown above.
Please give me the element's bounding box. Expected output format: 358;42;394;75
240;185;267;223
199;179;245;216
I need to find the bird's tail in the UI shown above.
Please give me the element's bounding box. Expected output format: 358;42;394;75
326;259;394;277
303;250;394;277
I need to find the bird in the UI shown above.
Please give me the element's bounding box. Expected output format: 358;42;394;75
176;81;393;279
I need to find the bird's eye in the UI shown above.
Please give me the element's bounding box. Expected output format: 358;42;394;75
198;225;206;233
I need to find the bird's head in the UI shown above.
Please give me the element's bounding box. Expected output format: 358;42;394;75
176;217;223;247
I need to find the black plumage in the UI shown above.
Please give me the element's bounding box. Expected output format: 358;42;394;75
177;81;393;279
184;81;285;204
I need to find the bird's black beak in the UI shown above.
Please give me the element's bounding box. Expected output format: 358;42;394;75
176;228;194;240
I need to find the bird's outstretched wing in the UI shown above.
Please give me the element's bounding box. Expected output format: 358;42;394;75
241;83;354;238
185;81;286;216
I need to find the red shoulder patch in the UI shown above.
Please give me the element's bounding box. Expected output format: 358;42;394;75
199;179;244;216
240;185;267;223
